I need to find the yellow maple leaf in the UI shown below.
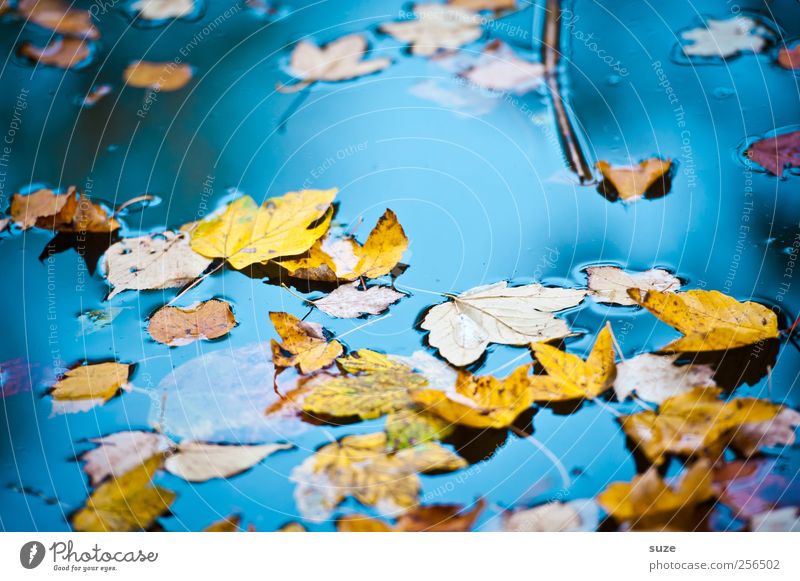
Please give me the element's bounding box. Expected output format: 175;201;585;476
629;288;779;352
72;455;176;532
276;209;407;281
190;189;336;270
527;323;616;401
291;432;466;521
51;362;132;401
270;312;343;374
621;387;781;465
597;460;714;531
411;365;533;429
596;158;672;202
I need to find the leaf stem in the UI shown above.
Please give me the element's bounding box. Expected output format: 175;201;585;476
510;425;572;489
166;261;223;307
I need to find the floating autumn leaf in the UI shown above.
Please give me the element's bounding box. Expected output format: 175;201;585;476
123;61;193;92
778;45;800;69
18;37;91;69
103;231;212;299
72;456;175;532
312;283;406;318
448;0;516;12
621;387;782;465
300;349;422;420
746;130;800;176
148;300;236;346
50;362;132;412
595;158;671;202
133;0;195;20
597;460;714;531
381;4;483;57
421;281;586;366
81;431;172;485
278;521;307;532
502;499;599;532
412;365;532;429
276;209;408;282
386;408;454;449
730;408;800;456
10;188;119;232
338;500;484;532
291;432;466;521
586;266;680;306
19;0;100;39
280;33;391;92
190;189;335;270
629;288;779;352
164;442;292;482
461;41;544;94
62;193;121;233
527;323;616;402
750;507;800;532
270;312;343;374
613;353;716;404
204;515;241;532
681;17;770;58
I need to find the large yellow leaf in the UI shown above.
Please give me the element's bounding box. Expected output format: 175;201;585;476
527;323;616;401
51;362;132;402
411;365;533;428
291;432;466;521
276;209;407;281
621;387;781;465
72;456;176;532
190;189;336;270
629;288;779;352
270;312;343;374
301;350;424;419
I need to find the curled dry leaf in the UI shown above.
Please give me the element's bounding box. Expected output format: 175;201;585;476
50;362;132;405
123;61;193;92
461;41;544;94
629;288;779;352
621;387;782;465
19;37;91;69
19;0;100;39
133;0;195;20
681;17;769;58
283;33;391;91
412;365;533;429
72;456;176;532
204;515;241;532
528;323;616;402
164;442;293;482
190;189;335;270
148;300;236;346
276;209;408;282
746;130;800;176
597;460;714;531
10;187;119;232
312;283;406;318
596;158;672;202
381;4;483;57
778;45;800;70
270;312;343;374
750;507;800;532
730;408;800;456
614;353;716;404
338;500;485;532
103;232;212;299
586;266;680;306
502;499;599;532
421;281;586;366
292;432;466;522
81;431;172;485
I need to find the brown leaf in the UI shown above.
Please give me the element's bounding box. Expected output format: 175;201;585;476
19;0;100;39
746;130;800;176
123;61;193;92
148;300;236;346
10;187;77;230
19;37;92;69
596;158;672;202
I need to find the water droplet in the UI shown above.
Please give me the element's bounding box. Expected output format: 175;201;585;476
606;75;621;86
713;87;736;99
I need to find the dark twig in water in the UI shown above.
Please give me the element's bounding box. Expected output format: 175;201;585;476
277;86;312;133
541;0;595;184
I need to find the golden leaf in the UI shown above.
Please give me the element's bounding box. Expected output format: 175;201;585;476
621;387;781;465
190;190;335;270
597;460;714;531
204;514;241;532
629;288;779;352
291;432;466;521
18;37;92;69
148;300;236;346
72;456;176;532
596;158;672;202
123;61;193;92
10;188;120;232
411;365;533;428
527;323;617;402
51;362;132;402
270;312;343;374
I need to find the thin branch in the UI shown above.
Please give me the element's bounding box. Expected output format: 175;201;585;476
511;425;572;489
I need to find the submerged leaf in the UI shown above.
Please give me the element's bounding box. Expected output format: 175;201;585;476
19;0;100;39
148;300;236;346
730;408;800;455
381;4;483;56
461;41;544;94
421;281;586;366
502;499;599;532
386;408;455;449
81;431;173;486
19;38;91;68
746;130;800;176
596;158;671;202
587;266;680;306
